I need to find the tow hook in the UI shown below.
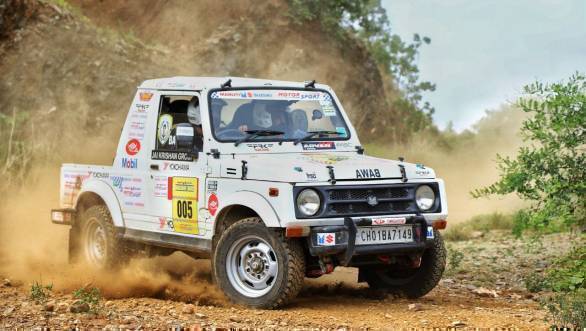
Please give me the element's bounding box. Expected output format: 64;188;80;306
318;256;334;274
411;255;422;268
377;255;391;264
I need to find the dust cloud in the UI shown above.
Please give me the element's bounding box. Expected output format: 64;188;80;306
373;105;527;223
0;115;224;305
0;171;223;304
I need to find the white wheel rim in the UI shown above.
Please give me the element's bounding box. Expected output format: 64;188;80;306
85;219;107;267
226;235;279;298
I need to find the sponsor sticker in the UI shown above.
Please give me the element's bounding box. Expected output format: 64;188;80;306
208;193;219;216
153;176;168;197
426;226;435;239
416;163;431;176
90;171;109;179
320;100;336;116
159;217;174;231
157;114;173;145
301;141;335;151
317;233;336;246
305;172;317;181
151;150;194;162
121;158;138;169
246;143;273;152
169;177;199;235
139;92;154;102
135;103;150;112
163;162;189;171
304;154;349;165
207;180;218;192
372;217;407;226
211;90;326;101
125;139;141;155
356;168;381;179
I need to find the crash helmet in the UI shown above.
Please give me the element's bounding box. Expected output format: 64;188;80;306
252;103;272;128
187;97;201;126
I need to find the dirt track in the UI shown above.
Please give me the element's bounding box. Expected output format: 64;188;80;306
0;268;546;329
4;230;577;329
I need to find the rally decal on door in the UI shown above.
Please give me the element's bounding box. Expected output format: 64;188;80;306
168;177;199;235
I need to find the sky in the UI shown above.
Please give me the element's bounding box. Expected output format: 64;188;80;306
382;0;586;131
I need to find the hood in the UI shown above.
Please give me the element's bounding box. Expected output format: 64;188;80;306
219;152;436;183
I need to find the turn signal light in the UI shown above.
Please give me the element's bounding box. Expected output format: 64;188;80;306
286;226;310;237
268;187;279;197
432;220;447;230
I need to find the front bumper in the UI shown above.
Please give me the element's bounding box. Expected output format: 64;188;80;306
307;216;433;266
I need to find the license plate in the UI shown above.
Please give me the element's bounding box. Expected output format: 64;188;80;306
355;225;413;245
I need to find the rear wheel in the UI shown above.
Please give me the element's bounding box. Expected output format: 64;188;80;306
361;230;446;298
78;205;127;269
213;217;305;309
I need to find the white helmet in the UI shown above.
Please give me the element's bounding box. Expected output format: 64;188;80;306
187;97;201;125
252;103;272;128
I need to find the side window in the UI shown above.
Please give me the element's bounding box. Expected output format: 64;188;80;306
153;95;203;156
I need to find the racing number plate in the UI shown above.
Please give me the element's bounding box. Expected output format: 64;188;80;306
355;225;413;245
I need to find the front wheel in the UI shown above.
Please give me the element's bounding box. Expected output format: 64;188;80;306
78;205;127;269
212;217;305;309
361;229;446;298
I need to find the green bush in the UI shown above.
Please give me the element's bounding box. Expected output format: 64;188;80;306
73;286;102;313
30;281;53;303
446;246;464;274
545;245;586;292
474;73;586;234
542;289;586;329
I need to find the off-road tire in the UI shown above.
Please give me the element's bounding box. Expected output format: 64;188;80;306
212;217;305;309
78;205;127;270
361;230;446;298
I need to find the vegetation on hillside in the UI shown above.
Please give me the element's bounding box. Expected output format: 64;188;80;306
474;73;586;329
288;0;436;134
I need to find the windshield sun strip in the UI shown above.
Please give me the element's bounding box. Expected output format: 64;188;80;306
206;87;352;144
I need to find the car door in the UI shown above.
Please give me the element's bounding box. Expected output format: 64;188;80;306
146;92;208;237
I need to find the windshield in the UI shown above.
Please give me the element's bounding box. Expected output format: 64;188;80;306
208;89;350;142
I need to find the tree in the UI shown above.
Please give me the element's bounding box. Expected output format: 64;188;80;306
473;73;586;234
287;0;435;126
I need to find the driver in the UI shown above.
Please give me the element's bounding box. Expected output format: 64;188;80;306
237;102;272;132
187;96;204;151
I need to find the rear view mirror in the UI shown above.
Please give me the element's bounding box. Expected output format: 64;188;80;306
312;109;323;121
175;123;194;150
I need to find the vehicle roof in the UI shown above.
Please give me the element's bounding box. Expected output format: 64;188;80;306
138;76;330;91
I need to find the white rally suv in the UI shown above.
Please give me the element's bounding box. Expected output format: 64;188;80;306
51;77;448;308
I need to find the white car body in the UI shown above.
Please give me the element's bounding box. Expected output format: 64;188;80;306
54;76;448;258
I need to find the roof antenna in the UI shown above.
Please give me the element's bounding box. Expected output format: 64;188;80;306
304;80;316;88
221;79;232;89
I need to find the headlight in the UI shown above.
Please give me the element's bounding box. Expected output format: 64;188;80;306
415;185;435;211
297;189;321;216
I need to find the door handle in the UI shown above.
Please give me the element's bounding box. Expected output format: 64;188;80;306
150;164;159;171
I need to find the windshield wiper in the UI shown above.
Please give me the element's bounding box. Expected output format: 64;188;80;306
293;130;341;145
234;130;285;146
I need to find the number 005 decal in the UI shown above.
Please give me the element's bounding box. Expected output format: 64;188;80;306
170;177;199;235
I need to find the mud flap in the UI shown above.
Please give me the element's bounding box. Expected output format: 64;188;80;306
68;227;80;264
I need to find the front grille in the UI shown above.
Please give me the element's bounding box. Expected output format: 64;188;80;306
322;185;417;217
328;187;409;201
329;201;411;214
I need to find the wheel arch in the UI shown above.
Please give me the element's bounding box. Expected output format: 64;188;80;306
75;180;124;228
213;191;281;243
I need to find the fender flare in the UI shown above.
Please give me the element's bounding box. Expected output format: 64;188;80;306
75;179;125;228
217;190;281;227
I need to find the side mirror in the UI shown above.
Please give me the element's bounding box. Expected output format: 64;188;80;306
175;123;195;151
312;109;323;121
